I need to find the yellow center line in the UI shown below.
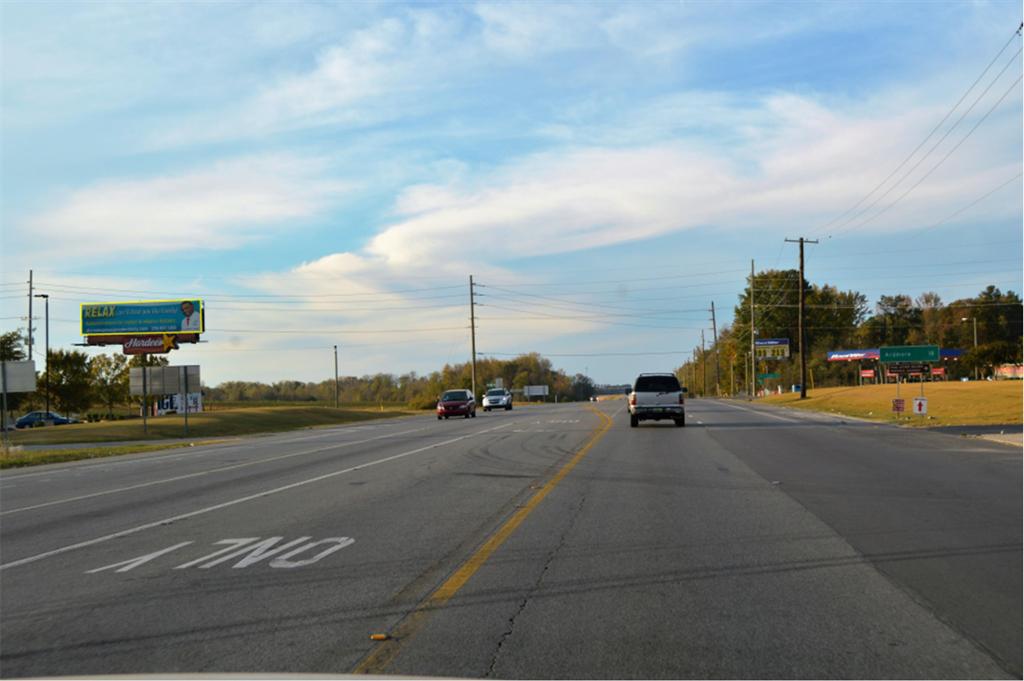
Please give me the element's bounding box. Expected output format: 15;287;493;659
352;404;615;674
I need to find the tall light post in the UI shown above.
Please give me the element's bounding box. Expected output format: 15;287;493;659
961;316;978;380
33;294;49;416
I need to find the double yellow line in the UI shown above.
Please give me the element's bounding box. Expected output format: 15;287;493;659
353;405;615;674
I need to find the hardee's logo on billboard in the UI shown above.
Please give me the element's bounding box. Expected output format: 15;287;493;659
123;335;179;354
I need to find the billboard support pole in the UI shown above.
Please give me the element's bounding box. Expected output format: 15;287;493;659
182;365;189;438
142;355;148;436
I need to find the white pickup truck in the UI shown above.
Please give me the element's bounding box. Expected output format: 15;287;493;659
628;373;687;428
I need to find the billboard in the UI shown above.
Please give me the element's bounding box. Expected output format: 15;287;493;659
524;385;549;397
82;299;204;336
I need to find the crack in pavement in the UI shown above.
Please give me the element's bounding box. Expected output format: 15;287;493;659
485;492;588;678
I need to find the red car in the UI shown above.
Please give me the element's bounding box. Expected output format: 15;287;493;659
437;389;476;419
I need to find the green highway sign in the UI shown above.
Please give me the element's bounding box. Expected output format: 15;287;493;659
879;345;939;363
757;372;781;380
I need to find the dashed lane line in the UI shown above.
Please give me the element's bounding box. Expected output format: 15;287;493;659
0;421;516;571
0;425;436;516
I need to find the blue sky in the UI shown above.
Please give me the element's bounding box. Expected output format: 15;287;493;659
1;1;1021;386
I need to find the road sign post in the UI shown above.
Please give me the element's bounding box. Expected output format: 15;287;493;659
880;347;937;416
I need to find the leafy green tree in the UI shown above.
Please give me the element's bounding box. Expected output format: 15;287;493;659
1;329;27;361
570;374;596;401
90;353;130;416
45;349;93;415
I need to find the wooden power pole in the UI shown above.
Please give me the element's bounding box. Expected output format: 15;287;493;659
785;238;818;399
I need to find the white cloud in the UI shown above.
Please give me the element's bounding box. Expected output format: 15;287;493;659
22;154;348;262
358;87;1020;265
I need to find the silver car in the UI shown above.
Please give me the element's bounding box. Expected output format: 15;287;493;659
482;388;513;412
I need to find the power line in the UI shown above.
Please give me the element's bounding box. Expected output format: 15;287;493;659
831;72;1023;238
817;24;1023;239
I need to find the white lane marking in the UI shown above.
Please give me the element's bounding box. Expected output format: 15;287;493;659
268;538;354;568
712;400;801;423
0;416;422;482
86;542;194;573
0;425;434;516
173;538;261;569
0;421;514;571
85;536;355;573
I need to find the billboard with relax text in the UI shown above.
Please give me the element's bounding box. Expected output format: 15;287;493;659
82;299;204;336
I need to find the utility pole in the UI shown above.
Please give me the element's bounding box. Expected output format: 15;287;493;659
730;356;735;397
333;345;339;408
749;260;755;400
33;294;49;415
27;270;33;360
469;275;477;399
710;301;720;396
700;329;707;397
785;238;818;399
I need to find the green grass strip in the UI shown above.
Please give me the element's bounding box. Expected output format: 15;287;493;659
0;443;199;469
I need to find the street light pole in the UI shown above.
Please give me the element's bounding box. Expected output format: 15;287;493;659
33;294;49;416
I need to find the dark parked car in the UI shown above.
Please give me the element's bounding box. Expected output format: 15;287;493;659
15;411;80;428
437;389;476;419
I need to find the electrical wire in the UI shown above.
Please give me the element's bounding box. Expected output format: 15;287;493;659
830;72;1023;239
817;25;1023;239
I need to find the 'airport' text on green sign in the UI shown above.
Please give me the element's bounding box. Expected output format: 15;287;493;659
879;345;939;363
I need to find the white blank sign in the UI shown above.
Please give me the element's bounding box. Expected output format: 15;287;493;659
1;360;37;393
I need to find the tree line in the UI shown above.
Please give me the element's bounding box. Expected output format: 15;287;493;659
207;353;596;409
1;331;596;417
677;276;1022;396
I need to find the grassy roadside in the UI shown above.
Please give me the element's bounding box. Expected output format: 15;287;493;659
759;381;1022;427
0;443;206;469
6;405;417;446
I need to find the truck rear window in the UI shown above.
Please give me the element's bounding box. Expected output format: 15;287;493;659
634;375;681;392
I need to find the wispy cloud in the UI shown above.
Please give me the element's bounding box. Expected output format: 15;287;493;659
362;90;1020;266
22;154;348;262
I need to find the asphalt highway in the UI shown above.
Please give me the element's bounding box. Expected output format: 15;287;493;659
1;400;1019;679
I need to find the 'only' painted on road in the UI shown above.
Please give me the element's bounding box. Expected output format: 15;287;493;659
86;536;354;574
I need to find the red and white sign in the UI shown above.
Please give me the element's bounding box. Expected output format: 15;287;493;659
931;367;945;376
912;397;928;415
891;398;905;413
860;369;875;378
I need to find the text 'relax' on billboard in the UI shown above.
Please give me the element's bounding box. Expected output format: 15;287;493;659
81;300;204;336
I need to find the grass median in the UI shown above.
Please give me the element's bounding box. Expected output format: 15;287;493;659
0;443;204;469
6;405;417;447
759;381;1022;427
